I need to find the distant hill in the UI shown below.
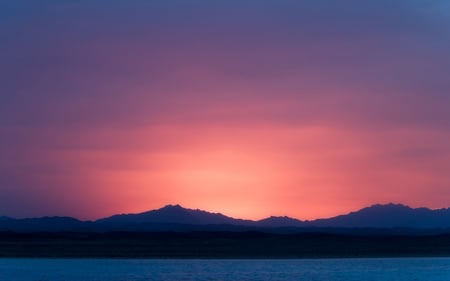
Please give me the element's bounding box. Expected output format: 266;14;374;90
255;216;304;227
1;203;450;232
97;204;252;225
308;203;450;228
0;216;88;232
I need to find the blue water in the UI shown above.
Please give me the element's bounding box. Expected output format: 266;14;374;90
0;258;450;281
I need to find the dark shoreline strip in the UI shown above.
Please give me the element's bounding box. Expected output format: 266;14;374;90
1;231;450;258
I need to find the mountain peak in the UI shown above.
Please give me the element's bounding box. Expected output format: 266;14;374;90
355;203;413;214
161;204;184;210
310;203;450;228
257;215;303;227
97;204;240;226
368;203;412;210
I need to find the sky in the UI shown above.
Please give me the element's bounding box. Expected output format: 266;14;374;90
1;0;450;220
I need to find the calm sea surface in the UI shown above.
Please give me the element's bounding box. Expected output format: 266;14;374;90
0;258;449;281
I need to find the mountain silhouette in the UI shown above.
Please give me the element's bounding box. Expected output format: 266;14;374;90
96;204;252;226
0;216;87;232
1;203;450;232
256;216;304;227
97;205;304;229
308;203;450;228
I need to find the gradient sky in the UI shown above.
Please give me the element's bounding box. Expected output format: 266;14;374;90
1;0;450;220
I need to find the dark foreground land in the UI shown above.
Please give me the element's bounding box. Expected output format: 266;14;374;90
1;231;450;258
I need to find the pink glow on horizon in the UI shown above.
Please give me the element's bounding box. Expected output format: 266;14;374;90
8;122;447;221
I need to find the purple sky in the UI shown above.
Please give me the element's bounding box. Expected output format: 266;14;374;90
1;1;450;220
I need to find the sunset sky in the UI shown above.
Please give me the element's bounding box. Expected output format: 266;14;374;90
1;1;450;220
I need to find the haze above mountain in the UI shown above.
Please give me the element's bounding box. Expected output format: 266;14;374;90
1;203;450;232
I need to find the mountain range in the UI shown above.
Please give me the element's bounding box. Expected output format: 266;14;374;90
1;203;450;233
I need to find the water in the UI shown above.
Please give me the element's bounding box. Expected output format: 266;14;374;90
1;258;450;281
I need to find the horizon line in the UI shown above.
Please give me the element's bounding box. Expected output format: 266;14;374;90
3;202;450;222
